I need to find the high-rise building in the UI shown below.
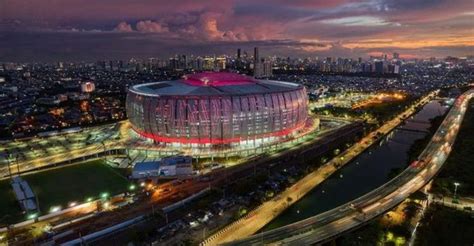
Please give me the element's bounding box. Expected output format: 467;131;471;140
393;64;400;74
180;55;188;69
254;47;259;62
203;57;214;70
169;57;179;70
253;47;263;77
374;61;384;73
236;48;243;70
263;60;273;78
215;57;226;71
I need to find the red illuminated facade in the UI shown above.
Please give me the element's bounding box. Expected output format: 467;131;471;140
126;72;308;147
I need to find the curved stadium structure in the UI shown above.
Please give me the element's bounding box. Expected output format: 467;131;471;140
126;72;308;150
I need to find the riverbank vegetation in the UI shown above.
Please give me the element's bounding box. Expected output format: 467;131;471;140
336;193;426;246
431;101;474;196
415;204;474;246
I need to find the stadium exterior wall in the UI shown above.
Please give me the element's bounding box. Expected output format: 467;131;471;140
126;78;308;147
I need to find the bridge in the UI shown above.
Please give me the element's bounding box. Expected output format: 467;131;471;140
395;127;429;134
404;119;431;124
221;89;473;245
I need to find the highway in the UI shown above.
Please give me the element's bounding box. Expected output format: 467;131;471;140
201;91;438;246
224;89;473;246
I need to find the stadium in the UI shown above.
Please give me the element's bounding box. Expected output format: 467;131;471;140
126;72;311;154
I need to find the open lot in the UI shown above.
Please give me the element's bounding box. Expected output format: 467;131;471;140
0;159;131;224
24;160;131;214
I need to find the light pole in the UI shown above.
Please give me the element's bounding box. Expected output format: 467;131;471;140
101;141;107;163
453;182;460;200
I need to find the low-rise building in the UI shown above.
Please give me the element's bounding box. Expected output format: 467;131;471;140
132;155;193;179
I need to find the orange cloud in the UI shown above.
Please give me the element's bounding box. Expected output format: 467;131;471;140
344;36;474;49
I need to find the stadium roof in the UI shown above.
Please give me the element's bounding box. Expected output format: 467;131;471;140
129;72;303;97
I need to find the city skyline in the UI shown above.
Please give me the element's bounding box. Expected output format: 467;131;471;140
1;0;473;62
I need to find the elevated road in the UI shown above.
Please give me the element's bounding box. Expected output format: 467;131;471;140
226;89;473;245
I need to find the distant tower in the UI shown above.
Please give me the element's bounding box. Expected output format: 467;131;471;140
254;47;259;61
253;47;262;77
237;48;241;59
374;61;384;74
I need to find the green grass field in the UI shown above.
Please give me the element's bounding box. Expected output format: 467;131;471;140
0;159;131;225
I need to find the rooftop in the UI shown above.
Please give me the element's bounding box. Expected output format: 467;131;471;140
133;161;160;172
183;72;256;87
130;72;303;97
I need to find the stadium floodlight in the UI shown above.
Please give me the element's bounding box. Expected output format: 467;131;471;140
100;192;109;199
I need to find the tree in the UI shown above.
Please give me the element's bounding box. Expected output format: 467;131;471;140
403;201;422;220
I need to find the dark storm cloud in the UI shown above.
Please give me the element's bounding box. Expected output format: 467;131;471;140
0;0;472;61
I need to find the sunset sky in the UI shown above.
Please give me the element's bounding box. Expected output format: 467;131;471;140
1;0;473;61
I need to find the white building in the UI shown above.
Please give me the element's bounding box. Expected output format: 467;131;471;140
81;81;95;93
132;155;193;179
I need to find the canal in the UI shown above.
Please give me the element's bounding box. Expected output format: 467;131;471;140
262;100;448;231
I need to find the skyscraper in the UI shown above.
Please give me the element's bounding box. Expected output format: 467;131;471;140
236;48;242;70
374;61;384;74
254;47;259;62
253;47;263;77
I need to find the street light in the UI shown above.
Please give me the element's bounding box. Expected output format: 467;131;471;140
50;206;61;213
453;182;460;200
27;213;37;220
100;192;109;199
